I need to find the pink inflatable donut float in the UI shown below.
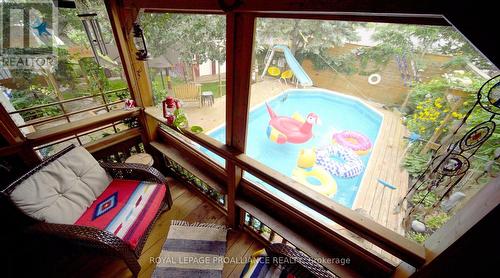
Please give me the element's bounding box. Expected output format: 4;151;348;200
332;131;372;155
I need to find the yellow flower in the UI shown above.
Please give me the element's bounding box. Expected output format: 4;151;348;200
435;127;440;131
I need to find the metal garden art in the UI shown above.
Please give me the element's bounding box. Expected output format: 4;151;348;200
396;74;500;227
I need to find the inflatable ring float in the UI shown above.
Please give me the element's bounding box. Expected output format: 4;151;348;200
333;131;372;155
292;166;337;197
368;73;381;85
316;145;364;178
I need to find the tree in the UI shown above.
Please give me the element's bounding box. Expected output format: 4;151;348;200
141;13;226;85
363;24;495;73
253;18;360;75
256;18;359;56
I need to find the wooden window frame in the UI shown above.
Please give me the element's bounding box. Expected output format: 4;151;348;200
104;0;497;275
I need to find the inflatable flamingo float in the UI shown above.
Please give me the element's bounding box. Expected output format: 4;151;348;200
265;102;320;144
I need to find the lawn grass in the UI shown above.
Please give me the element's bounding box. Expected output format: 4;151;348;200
106;79;128;90
200;81;226;98
153;75;226;98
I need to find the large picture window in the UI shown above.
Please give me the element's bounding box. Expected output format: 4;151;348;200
140;12;227;166
0;1;132;157
245;16;497;243
193;16;498;263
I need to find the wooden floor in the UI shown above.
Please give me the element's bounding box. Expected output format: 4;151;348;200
95;177;263;278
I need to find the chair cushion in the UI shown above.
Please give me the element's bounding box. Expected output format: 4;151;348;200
75;179;166;248
10;146;111;224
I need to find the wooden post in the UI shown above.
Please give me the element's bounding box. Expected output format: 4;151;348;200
159;68;165;89
401;89;412;111
225;13;255;228
105;0;157;143
421;89;467;155
166;67;173;91
218;61;222;97
0;105;40;167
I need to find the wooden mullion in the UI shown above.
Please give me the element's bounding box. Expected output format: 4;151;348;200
225;12;256;228
0;104;40;166
129;0;446;21
105;0;158;145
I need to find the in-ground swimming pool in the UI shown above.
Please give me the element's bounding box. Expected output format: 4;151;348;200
202;88;383;208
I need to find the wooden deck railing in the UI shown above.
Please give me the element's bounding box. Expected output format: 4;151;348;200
9;88;129;130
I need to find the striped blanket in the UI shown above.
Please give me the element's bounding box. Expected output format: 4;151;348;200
240;249;296;278
75;179;165;248
153;220;228;278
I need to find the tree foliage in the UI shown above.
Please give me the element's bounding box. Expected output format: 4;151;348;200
363;23;494;72
255;18;359;55
141;14;226;64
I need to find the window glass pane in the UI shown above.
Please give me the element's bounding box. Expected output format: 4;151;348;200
240;16;499;250
141;13;226;147
35;119;136;158
0;1;130;138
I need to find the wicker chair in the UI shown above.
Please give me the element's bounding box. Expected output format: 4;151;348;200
1;145;172;277
267;243;336;278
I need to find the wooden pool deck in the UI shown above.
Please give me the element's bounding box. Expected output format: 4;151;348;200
353;107;408;236
349;107;409;264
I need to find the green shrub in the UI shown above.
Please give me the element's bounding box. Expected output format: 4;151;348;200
79;57;109;93
411;190;438;208
11;86;60;120
407;231;429;244
402;150;431;177
425;212;450;231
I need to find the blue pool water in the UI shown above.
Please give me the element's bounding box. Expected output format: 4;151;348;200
202;89;383;208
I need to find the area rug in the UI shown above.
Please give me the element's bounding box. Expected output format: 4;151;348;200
152;220;228;278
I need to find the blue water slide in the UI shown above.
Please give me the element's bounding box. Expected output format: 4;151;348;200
274;45;313;87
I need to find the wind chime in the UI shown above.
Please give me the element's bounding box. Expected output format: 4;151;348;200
395;74;500;220
74;0;108;65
